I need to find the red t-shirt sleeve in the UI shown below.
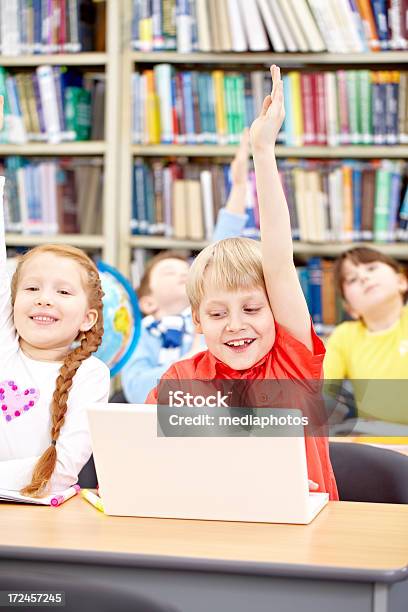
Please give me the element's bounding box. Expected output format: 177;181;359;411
273;319;325;380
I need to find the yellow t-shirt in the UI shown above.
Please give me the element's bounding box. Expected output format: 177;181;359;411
324;305;408;426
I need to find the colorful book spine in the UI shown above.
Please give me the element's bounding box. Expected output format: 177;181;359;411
374;163;392;241
307;257;323;326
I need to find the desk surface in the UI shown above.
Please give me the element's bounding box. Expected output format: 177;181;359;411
1;498;408;578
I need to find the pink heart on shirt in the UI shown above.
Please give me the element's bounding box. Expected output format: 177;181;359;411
0;380;40;423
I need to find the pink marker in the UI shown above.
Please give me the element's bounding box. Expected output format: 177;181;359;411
50;495;64;507
50;484;81;507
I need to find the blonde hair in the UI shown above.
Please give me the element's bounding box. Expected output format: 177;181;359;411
186;237;266;312
10;244;104;498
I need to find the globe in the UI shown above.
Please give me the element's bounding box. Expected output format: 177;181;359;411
95;261;141;377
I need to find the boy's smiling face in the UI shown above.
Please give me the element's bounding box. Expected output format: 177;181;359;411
192;281;276;371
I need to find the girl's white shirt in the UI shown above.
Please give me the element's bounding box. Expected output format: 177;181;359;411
0;177;110;492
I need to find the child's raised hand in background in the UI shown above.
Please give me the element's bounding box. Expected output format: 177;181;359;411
250;65;285;151
230;127;250;186
224;128;250;216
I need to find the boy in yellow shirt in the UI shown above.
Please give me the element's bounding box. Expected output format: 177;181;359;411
324;246;408;426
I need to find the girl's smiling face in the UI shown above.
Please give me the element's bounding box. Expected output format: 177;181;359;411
13;252;97;360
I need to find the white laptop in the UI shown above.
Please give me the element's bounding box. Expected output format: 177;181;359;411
87;404;329;525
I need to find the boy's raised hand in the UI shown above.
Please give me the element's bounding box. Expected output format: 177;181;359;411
250;65;285;151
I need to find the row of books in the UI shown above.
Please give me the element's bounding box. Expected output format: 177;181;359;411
298;258;346;331
132;66;408;146
131;0;408;54
0;0;105;56
2;157;103;235
131;158;227;239
131;158;408;243
0;67;105;144
282;159;408;243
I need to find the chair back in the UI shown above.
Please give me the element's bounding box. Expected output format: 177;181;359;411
329;442;408;503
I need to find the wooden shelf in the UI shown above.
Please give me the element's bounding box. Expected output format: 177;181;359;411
129;237;408;259
0;53;107;66
132;145;408;159
130;236;209;250
0;142;106;155
5;234;105;248
131;51;408;65
293;242;408;259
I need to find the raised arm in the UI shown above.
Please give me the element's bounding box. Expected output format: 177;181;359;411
225;127;249;215
250;65;312;350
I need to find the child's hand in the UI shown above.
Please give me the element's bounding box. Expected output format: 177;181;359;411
231;128;249;186
0;96;3;131
250;65;285;151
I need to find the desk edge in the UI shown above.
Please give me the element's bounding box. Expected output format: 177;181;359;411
0;546;407;584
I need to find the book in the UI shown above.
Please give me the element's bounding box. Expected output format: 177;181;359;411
154;63;174;144
287;0;326;51
269;0;298;51
237;0;269;51
374;162;393;241
278;0;309;52
176;0;193;53
307;257;323;326
217;0;232;51
0;484;80;506
321;259;337;327
196;0;211;51
355;0;380;50
172;179;188;238
186;179;204;239
256;0;285;52
226;0;247;51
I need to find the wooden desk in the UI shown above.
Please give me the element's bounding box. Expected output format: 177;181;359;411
1;498;408;612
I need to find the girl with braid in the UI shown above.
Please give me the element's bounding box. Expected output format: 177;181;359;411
0;98;110;497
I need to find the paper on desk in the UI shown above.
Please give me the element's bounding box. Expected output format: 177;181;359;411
0;484;80;506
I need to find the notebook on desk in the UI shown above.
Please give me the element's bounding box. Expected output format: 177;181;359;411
87;404;329;525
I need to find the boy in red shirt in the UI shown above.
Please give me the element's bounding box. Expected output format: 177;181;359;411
146;65;338;500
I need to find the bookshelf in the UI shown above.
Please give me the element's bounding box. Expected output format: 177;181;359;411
5;233;105;249
3;1;408;278
132;145;408;159
129;236;408;261
0;143;106;155
131;51;408;65
2;0;120;265
0;54;108;67
118;0;408;278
